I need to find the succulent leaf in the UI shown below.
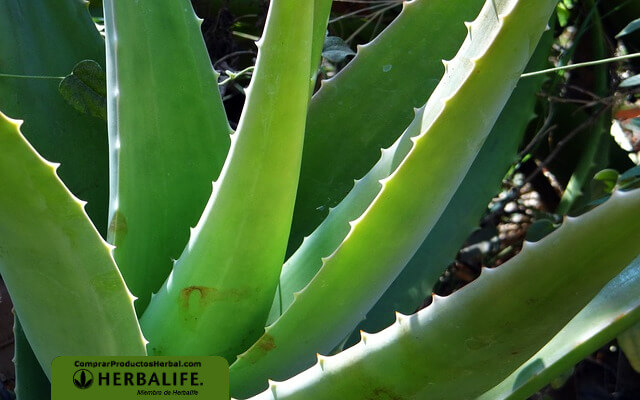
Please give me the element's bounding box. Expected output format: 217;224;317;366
103;0;232;312
0;112;146;378
231;0;559;396
141;0;314;362
0;0;109;390
13;318;50;399
0;0;108;233
479;256;640;399
354;29;554;337
248;188;640;400
289;0;486;253
310;0;333;92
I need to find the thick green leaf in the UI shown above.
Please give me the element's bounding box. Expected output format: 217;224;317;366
289;0;486;253
271;0;550;333
0;1;108;392
272;0;486;322
0;112;146;378
270;31;549;329
103;0;232;312
13;318;50;398
0;0;108;233
355;30;553;337
141;0;314;362
616;17;640;38
479;257;640;400
231;0;558;396
310;0;333;91
322;37;355;63
248;188;640;400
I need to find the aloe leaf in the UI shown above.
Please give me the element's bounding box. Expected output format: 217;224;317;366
310;0;333;91
271;29;549;325
274;0;488;318
289;0;486;252
353;34;552;337
616;17;640;38
103;0;232;312
0;1;108;390
0;0;108;233
140;0;314;362
268;104;423;325
230;0;558;396
0;112;146;378
247;188;640;400
478;257;640;400
13;318;50;398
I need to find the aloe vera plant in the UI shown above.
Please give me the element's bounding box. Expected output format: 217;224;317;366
1;0;640;399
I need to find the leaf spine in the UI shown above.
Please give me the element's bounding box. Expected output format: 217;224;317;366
441;59;450;74
395;311;407;324
316;353;327;370
255;37;265;50
268;379;278;397
480;266;495;276
378;175;392;186
520;240;533;251
464;21;473;39
47;161;61;171
360;330;368;345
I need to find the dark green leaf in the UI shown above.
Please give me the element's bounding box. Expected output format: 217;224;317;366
616;18;640;38
13;317;51;399
592;168;619;196
58;60;107;120
620;74;640;88
322;36;355;63
525;219;558;242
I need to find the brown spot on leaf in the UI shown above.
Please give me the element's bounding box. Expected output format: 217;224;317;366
257;334;276;352
180;286;251;309
180;286;214;309
366;387;404;400
243;334;277;364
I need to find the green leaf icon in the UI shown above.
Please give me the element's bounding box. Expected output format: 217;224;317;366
73;369;93;389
